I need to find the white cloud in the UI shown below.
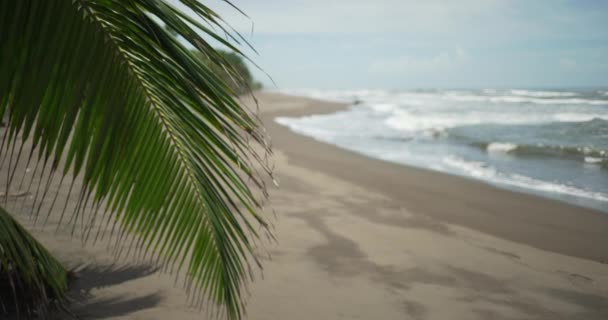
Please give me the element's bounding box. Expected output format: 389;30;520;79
369;48;469;74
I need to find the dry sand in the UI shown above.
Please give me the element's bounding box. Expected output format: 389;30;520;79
5;92;608;319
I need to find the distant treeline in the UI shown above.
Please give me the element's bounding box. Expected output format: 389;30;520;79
165;25;262;95
192;50;263;95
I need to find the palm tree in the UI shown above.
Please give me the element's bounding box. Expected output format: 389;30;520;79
0;0;272;319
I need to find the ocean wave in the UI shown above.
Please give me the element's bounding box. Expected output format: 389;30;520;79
274;116;340;140
385;110;536;132
477;142;607;164
442;156;608;202
509;89;578;98
274;88;386;104
277;88;608;105
486;142;518;153
553;113;608;122
445;94;607;105
385;109;608;133
370;103;399;113
585;157;604;164
371;135;413;142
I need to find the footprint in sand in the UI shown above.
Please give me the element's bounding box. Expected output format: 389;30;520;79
557;270;594;286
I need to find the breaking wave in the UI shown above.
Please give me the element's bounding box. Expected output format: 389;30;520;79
442;156;608;202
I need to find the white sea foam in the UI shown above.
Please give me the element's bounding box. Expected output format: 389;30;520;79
553;113;608;122
389;111;488;131
385;110;555;132
584;157;603;164
487;142;518;153
274;116;339;140
445;94;607;105
370;103;398;113
442;156;608;202
442;156;495;179
510;90;578;97
386;110;459;132
274;88;380;104
277;88;608;107
383;108;608;133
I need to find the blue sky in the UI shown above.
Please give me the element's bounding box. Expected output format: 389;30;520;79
184;0;608;89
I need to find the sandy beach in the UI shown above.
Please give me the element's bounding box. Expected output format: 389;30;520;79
8;92;608;319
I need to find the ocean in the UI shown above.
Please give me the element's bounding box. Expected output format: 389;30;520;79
274;88;608;213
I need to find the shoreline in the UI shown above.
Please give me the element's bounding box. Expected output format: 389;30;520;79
256;91;608;263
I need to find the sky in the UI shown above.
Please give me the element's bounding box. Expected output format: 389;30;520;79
177;0;608;89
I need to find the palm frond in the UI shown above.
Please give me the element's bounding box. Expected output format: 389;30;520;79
0;206;68;318
0;0;272;318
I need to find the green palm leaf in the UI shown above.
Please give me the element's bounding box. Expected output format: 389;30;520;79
0;0;272;318
0;206;68;317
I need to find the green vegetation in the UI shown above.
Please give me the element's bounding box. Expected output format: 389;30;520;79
0;207;68;317
0;0;271;319
193;49;263;95
165;24;263;95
